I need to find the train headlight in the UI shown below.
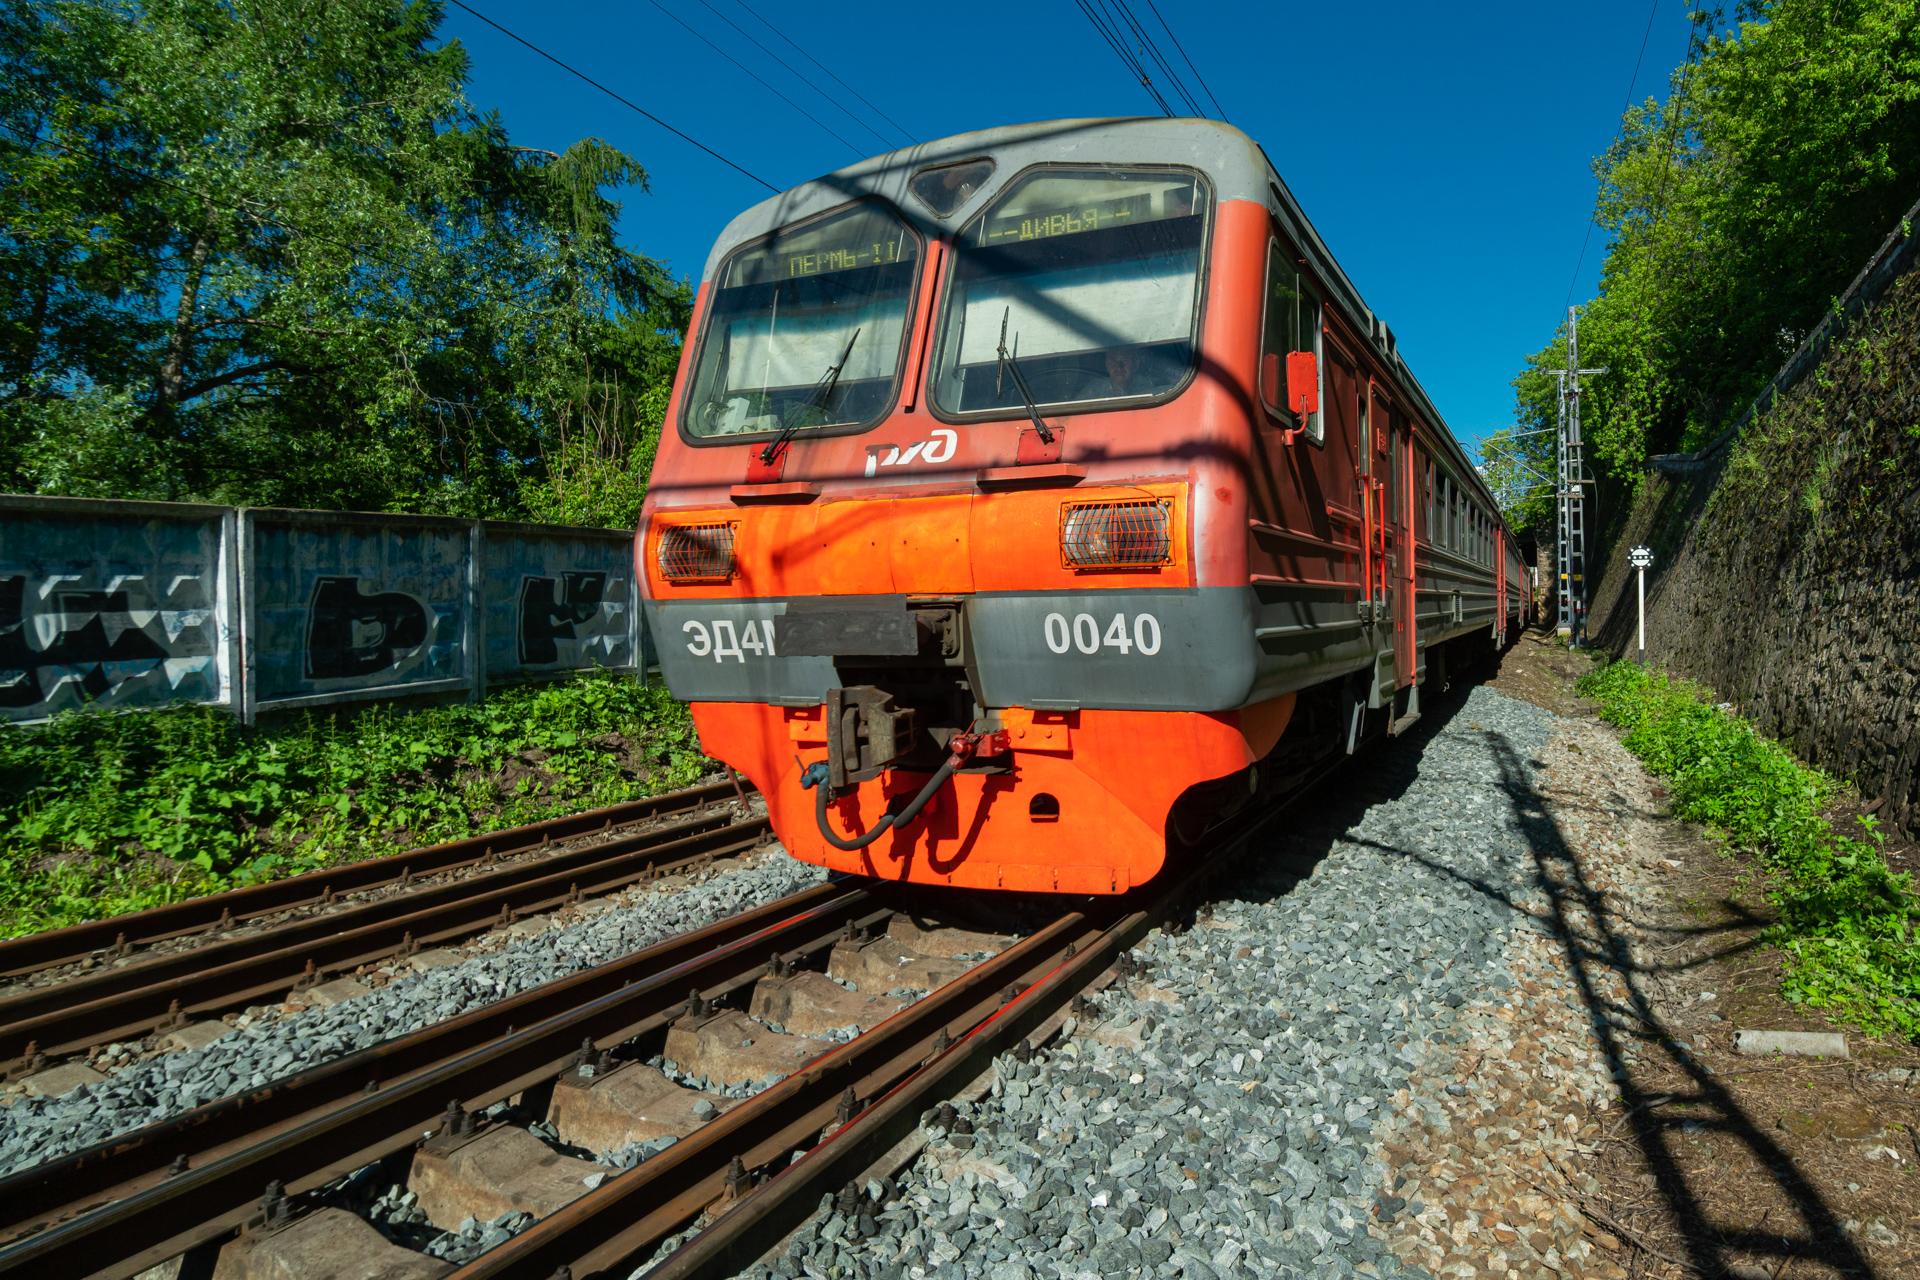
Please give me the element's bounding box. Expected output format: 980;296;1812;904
656;522;737;584
1060;499;1172;570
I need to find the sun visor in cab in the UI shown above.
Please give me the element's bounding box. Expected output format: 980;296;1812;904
777;597;919;657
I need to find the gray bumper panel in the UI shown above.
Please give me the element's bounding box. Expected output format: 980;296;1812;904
643;582;1388;713
645;588;1258;712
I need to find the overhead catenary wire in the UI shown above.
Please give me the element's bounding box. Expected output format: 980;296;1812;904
732;0;915;147
1074;0;1173;115
1646;0;1705;237
1142;0;1227;120
1562;0;1666;312
696;0;906;152
1109;0;1204;117
445;0;776;194
645;0;863;157
1093;0;1179;115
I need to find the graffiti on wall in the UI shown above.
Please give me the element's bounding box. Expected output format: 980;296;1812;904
1;498;641;723
519;571;611;666
304;576;432;681
0;571;222;714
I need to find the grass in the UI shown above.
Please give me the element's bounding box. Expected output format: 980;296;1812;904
1577;660;1920;1040
0;672;710;938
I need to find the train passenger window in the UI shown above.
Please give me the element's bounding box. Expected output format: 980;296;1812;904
927;167;1210;418
1260;241;1324;442
681;202;920;442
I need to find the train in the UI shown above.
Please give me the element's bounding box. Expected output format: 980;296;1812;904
636;118;1529;895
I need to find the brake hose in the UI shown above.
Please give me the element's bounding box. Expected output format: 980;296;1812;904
807;755;959;852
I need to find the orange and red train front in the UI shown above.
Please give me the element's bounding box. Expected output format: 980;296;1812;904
638;120;1295;894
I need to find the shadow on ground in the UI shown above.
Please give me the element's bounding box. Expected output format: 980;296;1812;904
1207;653;1874;1276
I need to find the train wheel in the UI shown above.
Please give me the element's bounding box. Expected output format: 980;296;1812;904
1165;767;1257;852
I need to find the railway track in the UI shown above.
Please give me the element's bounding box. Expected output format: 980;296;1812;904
0;785;1294;1280
1;780;767;1073
0;778;746;981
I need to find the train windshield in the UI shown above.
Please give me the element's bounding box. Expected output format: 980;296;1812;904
929;169;1210;417
682;203;919;440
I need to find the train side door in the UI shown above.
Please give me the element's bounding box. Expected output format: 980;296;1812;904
1370;387;1413;692
1393;415;1416;688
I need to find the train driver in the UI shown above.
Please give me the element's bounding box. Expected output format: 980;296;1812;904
1077;344;1145;400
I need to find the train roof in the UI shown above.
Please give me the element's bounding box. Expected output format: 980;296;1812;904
703;117;1494;515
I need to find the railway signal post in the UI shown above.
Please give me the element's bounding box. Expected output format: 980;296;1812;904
1629;544;1653;660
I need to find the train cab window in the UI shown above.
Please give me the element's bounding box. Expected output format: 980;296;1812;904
1260;241;1325;442
681;202;920;441
928;168;1210;418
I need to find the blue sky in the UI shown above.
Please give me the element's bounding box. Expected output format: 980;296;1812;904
442;1;1692;452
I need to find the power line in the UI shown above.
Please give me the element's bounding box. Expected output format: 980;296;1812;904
1110;0;1204;117
690;0;895;152
1075;0;1172;115
729;0;916;149
645;0;863;157
1647;1;1705;233
1143;0;1227;120
445;0;777;193
1563;0;1665;311
1095;0;1178;114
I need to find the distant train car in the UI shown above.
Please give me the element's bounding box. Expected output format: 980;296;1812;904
638;118;1527;894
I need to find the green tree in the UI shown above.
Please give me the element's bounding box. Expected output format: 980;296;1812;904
1513;0;1920;523
1;0;688;525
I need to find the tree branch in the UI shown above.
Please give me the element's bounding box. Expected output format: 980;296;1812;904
175;358;293;403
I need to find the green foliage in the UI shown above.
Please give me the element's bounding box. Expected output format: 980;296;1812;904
516;380;673;531
0;673;710;937
1577;660;1920;1038
0;0;690;527
1506;0;1920;522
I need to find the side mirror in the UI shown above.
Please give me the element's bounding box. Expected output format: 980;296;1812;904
1286;351;1320;419
1260;353;1283;410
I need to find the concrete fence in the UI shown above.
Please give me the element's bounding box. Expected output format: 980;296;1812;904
0;495;647;725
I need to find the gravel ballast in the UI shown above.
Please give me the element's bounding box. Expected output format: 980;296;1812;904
751;684;1618;1280
0;854;826;1175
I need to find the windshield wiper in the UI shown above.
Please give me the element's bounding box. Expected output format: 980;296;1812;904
995;307;1054;445
759;326;861;465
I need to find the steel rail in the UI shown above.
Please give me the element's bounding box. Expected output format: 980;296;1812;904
443;902;1120;1280
644;891;1178;1280
0;882;880;1280
0;811;771;1065
464;768;1306;1280
0;779;745;981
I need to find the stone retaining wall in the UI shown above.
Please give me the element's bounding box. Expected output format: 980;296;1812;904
1586;267;1920;836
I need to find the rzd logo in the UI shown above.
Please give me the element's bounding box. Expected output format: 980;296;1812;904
864;428;957;478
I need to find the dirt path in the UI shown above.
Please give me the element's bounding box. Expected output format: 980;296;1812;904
1470;630;1920;1278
